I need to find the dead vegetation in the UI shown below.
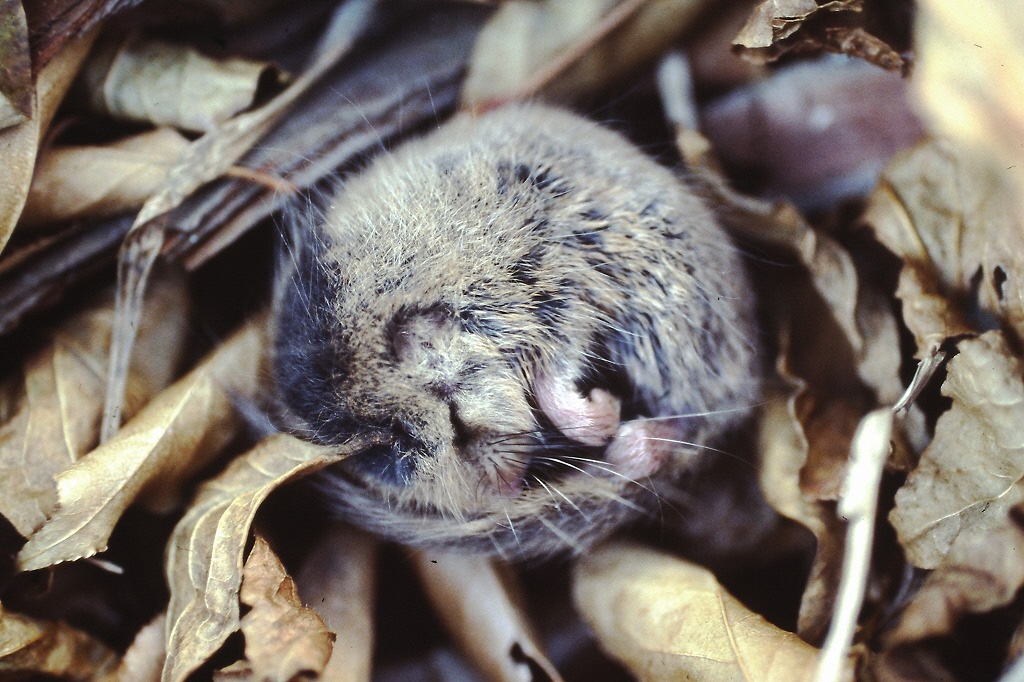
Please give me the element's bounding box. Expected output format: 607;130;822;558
1;0;1022;680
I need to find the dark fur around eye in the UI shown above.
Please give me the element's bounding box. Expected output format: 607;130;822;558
274;238;358;445
345;442;417;486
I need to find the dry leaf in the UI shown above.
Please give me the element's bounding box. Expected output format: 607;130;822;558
657;55;905;644
865;139;1024;352
16;314;263;571
572;541;850;682
758;388;847;644
0;27;97;258
214;536;333;680
0;274;187;538
82;35;285;133
913;0;1024;199
890;332;1024;568
163;432;364;682
414;551;564;682
657;54;906;409
701;57;923;210
0;0;32;129
889;503;1024;645
735;0;855;47
0;601;118;679
296;524;377;682
20;127;191;228
461;0;712;109
733;0;904;71
874;503;1024;680
102;0;376;442
99;612;166;682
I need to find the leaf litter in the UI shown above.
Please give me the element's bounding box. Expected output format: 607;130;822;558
1;0;1023;679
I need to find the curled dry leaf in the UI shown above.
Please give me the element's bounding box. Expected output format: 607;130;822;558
214;536;332;680
163;432;365;682
0;0;32;129
0;274;187;538
757;388;847;645
296;524;377;682
0;27;97;258
657;55;906;409
733;0;904;71
98;612;166;682
887;502;1024;647
735;0;859;48
16;312;262;571
865;140;1024;352
874;504;1024;680
461;0;712;109
81;34;285;133
657;55;907;643
572;541;848;682
890;331;1024;569
102;0;376;442
0;601;118;679
413;550;564;682
20;127;191;228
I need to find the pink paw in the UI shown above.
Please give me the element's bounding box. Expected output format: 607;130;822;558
533;369;621;447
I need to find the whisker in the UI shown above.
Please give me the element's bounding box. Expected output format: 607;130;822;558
641;437;758;471
534;477;588;519
538;515;585;554
640;402;770;422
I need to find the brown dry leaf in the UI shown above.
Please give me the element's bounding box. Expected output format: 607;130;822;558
734;0;854;47
0;274;187;538
296;524;377;682
102;0;376;442
82;35;285;133
99;612;166;682
20;127;191;228
913;0;1024;200
733;0;904;71
0;601;118;679
214;536;333;680
758;386;848;644
0;27;97;258
874;502;1024;680
572;540;849;681
0;0;32;129
16;314;264;571
890;331;1024;569
413;550;564;682
659;59;907;642
888;503;1024;646
461;0;712;109
865;140;1024;352
661;69;905;408
163;432;365;682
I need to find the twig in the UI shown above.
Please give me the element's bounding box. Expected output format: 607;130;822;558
814;346;947;682
475;0;650;111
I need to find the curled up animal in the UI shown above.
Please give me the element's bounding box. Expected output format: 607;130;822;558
271;104;760;560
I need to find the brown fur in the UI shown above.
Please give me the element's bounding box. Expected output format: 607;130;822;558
272;105;759;559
